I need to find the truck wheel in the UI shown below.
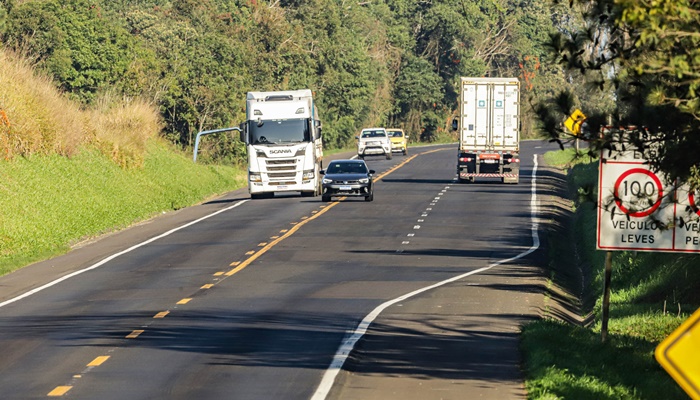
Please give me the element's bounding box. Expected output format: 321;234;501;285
251;193;265;199
386;152;392;160
301;191;315;197
322;195;331;202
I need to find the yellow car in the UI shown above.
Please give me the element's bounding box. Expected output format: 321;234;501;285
386;129;408;155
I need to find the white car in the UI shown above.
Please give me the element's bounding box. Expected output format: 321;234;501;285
357;128;392;160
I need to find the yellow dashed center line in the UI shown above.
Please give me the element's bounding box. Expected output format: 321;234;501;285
48;386;72;397
45;147;444;399
87;356;110;367
225;201;340;277
126;330;144;339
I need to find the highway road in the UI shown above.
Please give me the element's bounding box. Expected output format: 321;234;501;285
0;141;559;399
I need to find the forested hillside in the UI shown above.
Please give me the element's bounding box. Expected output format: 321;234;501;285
0;0;567;163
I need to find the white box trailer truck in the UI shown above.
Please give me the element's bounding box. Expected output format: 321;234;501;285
240;90;324;199
454;77;520;184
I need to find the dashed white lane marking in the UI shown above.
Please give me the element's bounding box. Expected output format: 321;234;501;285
311;154;541;400
0;200;250;309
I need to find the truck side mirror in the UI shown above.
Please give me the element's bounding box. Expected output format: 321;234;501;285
451;118;459;131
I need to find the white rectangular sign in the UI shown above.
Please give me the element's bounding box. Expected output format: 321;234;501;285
597;145;700;252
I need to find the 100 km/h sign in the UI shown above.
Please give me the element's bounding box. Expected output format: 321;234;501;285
597;146;700;253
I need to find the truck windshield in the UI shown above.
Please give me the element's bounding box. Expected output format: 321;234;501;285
248;118;310;144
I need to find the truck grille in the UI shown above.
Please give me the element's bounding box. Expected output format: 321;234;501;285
270;181;296;186
266;159;296;166
268;172;297;178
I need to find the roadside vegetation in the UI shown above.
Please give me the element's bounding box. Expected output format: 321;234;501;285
0;0;570;161
0;49;245;275
522;149;699;399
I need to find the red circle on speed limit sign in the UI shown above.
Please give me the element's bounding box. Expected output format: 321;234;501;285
613;168;663;217
688;191;700;216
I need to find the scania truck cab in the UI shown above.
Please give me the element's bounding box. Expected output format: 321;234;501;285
240;90;323;199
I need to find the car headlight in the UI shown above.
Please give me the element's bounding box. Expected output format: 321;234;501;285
249;173;262;182
302;170;315;180
359;178;369;184
322;178;333;184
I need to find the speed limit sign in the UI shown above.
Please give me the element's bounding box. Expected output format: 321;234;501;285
597;152;700;252
612;168;663;218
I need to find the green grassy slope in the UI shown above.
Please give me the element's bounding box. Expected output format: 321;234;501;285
522;149;699;399
0;140;245;275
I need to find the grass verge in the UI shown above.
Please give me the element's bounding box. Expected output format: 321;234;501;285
522;149;698;400
0;140;245;275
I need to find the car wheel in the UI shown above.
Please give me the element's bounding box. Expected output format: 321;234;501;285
403;149;407;156
322;195;331;202
365;192;374;202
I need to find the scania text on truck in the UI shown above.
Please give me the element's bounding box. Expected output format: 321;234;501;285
239;90;323;199
453;77;520;184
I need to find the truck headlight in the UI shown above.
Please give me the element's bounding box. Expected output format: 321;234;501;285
322;178;333;184
302;170;315;180
249;173;262;182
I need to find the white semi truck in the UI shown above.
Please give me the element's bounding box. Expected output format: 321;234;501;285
453;77;520;184
239;90;324;199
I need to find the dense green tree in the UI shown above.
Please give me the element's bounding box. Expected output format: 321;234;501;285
540;0;700;186
1;0;569;161
3;0;150;103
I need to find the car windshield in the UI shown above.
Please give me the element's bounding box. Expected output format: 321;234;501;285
360;130;386;138
326;162;368;174
389;131;403;137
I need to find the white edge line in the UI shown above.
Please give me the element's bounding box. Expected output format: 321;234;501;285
0;200;250;309
311;154;540;400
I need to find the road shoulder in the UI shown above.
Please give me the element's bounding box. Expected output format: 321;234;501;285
326;159;573;400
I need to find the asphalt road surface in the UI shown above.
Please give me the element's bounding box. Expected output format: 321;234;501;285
0;141;559;400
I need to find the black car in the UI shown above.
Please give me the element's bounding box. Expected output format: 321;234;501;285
320;159;375;202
